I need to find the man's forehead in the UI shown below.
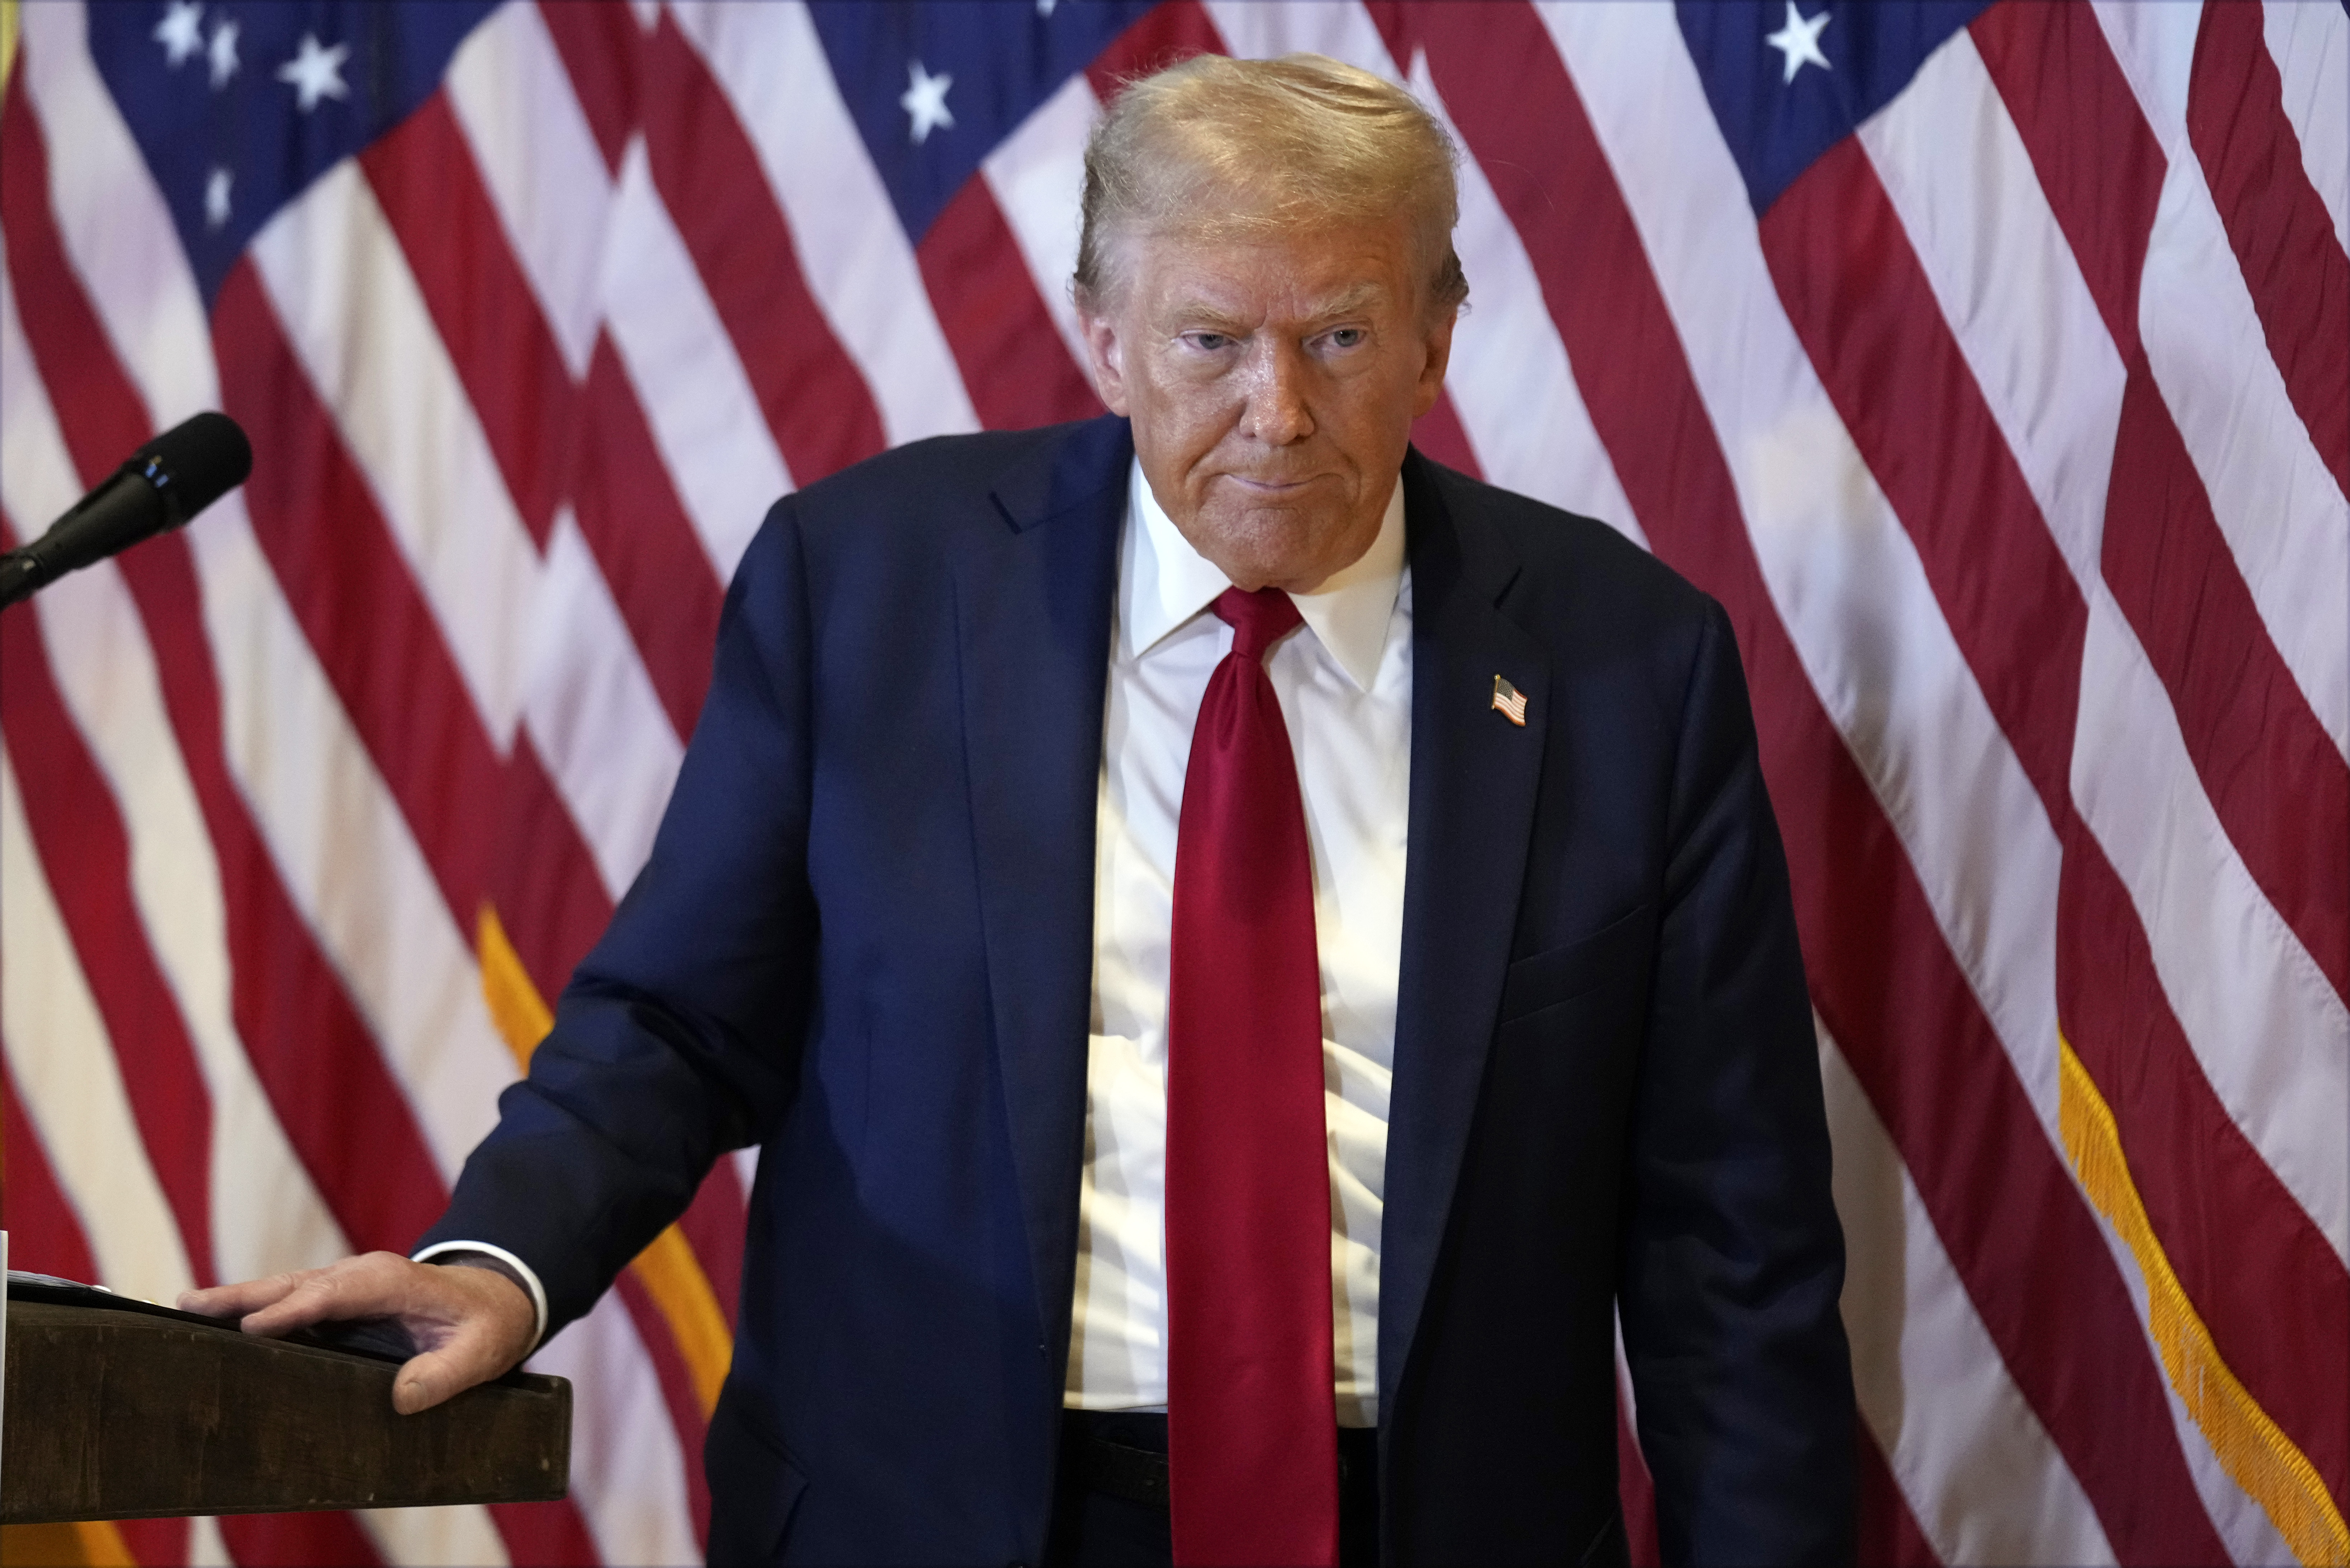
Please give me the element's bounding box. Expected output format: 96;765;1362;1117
1128;228;1405;318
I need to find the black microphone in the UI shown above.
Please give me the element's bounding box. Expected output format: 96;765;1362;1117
0;412;252;610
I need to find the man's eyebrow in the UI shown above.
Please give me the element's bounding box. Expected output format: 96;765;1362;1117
1160;282;1391;331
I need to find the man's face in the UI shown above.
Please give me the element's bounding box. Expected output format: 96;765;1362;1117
1078;214;1456;594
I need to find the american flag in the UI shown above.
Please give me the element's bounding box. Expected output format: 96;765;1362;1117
2;1;2343;1564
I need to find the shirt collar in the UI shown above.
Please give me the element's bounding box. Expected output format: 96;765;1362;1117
1117;455;1407;692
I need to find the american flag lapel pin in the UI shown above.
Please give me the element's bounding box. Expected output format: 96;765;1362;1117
1491;675;1528;726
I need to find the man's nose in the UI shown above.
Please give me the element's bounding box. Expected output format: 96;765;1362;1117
1239;342;1313;445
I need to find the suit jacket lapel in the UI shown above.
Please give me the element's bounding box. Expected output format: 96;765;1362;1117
1381;453;1550;1412
956;416;1131;1347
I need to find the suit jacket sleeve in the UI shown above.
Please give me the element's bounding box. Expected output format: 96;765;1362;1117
1620;600;1854;1565
417;499;817;1338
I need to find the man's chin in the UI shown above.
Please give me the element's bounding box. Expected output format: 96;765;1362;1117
1180;506;1366;591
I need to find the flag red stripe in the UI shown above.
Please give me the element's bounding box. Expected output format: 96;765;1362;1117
1412;8;2230;1558
489;729;622;1007
3;99;445;1256
186;263;615;1561
677;1163;748;1335
1614;1379;1660;1568
1978;4;2350;1007
1086;0;1228;102
486;1499;605;1568
918;177;1103;432
359;94;568;551
1770;658;2225;1565
638;14;888;485
1759;136;2085;816
1;1053;103;1282
1856;1418;1942;1566
1968;2;2166;361
1759;137;2350;1495
216;1509;385;1568
212;258;508;937
532;0;634;178
1408;391;1483;482
2101;358;2350;1002
2189;0;2350;502
0;535;219;1286
615;1268;715;1553
2059;813;2350;1508
574;336;726;739
0;1066;200;1564
365;89;730;757
121;527;453;1256
0;80;148;482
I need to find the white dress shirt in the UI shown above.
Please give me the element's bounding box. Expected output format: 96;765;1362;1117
1066;459;1412;1429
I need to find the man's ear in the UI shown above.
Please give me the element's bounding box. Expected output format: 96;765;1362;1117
1077;300;1132;416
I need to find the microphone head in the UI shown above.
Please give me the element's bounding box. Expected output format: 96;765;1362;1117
131;411;252;520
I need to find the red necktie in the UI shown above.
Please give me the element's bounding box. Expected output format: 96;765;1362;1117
1165;586;1340;1567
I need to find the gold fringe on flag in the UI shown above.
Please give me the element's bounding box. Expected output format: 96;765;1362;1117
0;1520;134;1568
476;903;735;1416
2058;1035;2350;1566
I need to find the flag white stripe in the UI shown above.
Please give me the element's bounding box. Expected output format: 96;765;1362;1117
1541;0;2068;1155
1854;29;2120;593
2139;150;2350;750
247;161;540;749
980;72;1100;374
672;0;980;447
601;137;790;580
2072;591;2350;1259
184;493;512;1188
1541;8;2283;1544
2261;0;2350;258
1;745;197;1308
526;509;686;898
1405;49;1642;543
444;1;612;384
1820;1021;2116;1568
531;1293;703;1568
2089;0;2350;755
1861;33;2350;1265
15;2;218;432
356;1506;507;1568
2089;0;2200;162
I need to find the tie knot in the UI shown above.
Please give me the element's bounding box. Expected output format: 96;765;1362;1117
1214;586;1303;664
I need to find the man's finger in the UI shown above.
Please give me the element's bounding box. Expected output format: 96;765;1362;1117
178;1270;314;1320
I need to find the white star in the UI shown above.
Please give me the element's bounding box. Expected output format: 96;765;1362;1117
900;59;955;146
153;0;205;67
276;32;351;113
206;16;241;89
1765;1;1831;84
204;167;233;229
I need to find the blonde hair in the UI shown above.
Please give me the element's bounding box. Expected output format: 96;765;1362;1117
1074;53;1468;319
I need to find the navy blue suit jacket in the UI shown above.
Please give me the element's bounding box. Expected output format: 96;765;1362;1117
423;415;1853;1565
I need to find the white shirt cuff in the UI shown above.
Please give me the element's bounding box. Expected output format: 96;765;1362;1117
412;1240;549;1350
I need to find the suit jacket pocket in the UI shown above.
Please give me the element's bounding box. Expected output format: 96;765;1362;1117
1499;904;1654;1023
706;1393;810;1566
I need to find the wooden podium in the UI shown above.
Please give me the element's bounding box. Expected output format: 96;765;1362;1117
2;1276;569;1524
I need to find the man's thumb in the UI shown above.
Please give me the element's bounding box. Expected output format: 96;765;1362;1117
392;1354;450;1415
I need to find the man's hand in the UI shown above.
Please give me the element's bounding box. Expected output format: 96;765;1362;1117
180;1251;537;1415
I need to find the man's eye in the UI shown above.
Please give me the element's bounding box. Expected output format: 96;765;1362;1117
1185;332;1232;352
1327;327;1367;350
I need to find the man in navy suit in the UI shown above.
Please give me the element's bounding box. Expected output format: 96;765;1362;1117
189;52;1850;1567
